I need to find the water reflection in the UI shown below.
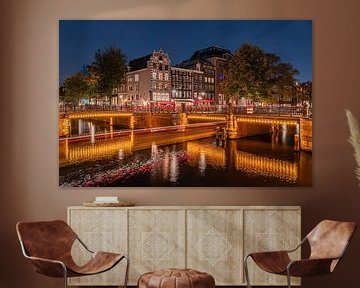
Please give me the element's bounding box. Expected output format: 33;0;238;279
187;142;226;168
59;136;133;166
235;151;298;182
198;151;206;176
59;129;311;187
169;148;180;183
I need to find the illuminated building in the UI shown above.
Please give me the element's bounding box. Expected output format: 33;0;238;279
182;46;233;105
170;66;203;107
176;59;216;102
125;49;171;107
113;46;233;108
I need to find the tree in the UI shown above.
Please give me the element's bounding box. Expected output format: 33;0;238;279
223;44;274;105
296;81;312;103
59;85;66;103
270;63;299;104
82;65;100;104
93;47;127;102
223;43;299;106
63;72;89;105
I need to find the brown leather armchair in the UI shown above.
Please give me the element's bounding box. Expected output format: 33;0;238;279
16;220;129;288
244;220;356;288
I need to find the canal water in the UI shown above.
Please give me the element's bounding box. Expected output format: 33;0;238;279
59;125;312;187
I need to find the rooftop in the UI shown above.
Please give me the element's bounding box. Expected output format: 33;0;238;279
128;54;152;71
189;46;233;61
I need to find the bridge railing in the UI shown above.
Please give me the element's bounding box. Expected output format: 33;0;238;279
250;106;308;117
59;104;312;118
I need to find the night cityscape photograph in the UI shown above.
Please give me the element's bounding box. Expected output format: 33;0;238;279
59;20;312;187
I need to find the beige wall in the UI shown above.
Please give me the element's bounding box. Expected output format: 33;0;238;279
1;0;360;287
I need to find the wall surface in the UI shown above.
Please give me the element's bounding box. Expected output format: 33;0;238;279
1;0;360;287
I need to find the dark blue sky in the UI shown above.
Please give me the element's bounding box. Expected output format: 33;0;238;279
59;20;312;84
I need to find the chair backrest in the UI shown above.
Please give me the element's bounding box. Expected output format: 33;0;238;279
16;220;77;261
307;220;356;261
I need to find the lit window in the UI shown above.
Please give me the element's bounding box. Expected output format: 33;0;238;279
152;72;157;79
134;74;139;82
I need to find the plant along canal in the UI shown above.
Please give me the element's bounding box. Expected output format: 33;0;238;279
59;119;312;187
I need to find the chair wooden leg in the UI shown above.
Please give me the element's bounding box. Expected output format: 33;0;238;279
244;255;252;288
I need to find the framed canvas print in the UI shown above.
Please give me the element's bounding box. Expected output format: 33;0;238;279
59;20;312;187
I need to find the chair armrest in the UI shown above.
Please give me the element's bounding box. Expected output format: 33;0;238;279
26;255;65;266
19;240;67;277
25;255;67;278
285;237;307;253
287;258;336;277
76;236;94;253
247;250;290;258
245;237;306;259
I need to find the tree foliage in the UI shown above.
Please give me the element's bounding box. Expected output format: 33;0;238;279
296;81;312;103
223;43;299;104
93;47;127;98
82;65;100;101
223;44;271;102
63;72;89;104
59;85;66;102
270;62;299;103
60;47;128;105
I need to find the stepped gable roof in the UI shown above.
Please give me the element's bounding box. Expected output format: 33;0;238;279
189;45;233;61
128;54;152;71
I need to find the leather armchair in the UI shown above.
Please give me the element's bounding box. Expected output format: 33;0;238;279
16;220;129;288
244;220;356;288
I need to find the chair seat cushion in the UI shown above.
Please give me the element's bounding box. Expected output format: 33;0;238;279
138;268;215;288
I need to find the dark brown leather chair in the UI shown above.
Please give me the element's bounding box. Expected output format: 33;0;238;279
16;220;129;288
244;220;356;288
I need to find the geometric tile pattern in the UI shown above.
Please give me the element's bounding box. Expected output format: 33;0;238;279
244;209;301;286
194;227;232;265
128;209;186;284
138;228;175;265
68;208;127;286
68;207;300;286
252;228;287;252
187;209;243;285
84;227;113;252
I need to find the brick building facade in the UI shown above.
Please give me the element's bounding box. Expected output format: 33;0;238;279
115;46;233;109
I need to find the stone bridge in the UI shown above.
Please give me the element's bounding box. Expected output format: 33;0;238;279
60;111;312;152
183;113;312;152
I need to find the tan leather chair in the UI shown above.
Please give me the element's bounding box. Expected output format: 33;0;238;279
16;220;129;288
244;220;356;288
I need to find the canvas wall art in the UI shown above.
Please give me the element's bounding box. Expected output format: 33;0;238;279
59;20;312;187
